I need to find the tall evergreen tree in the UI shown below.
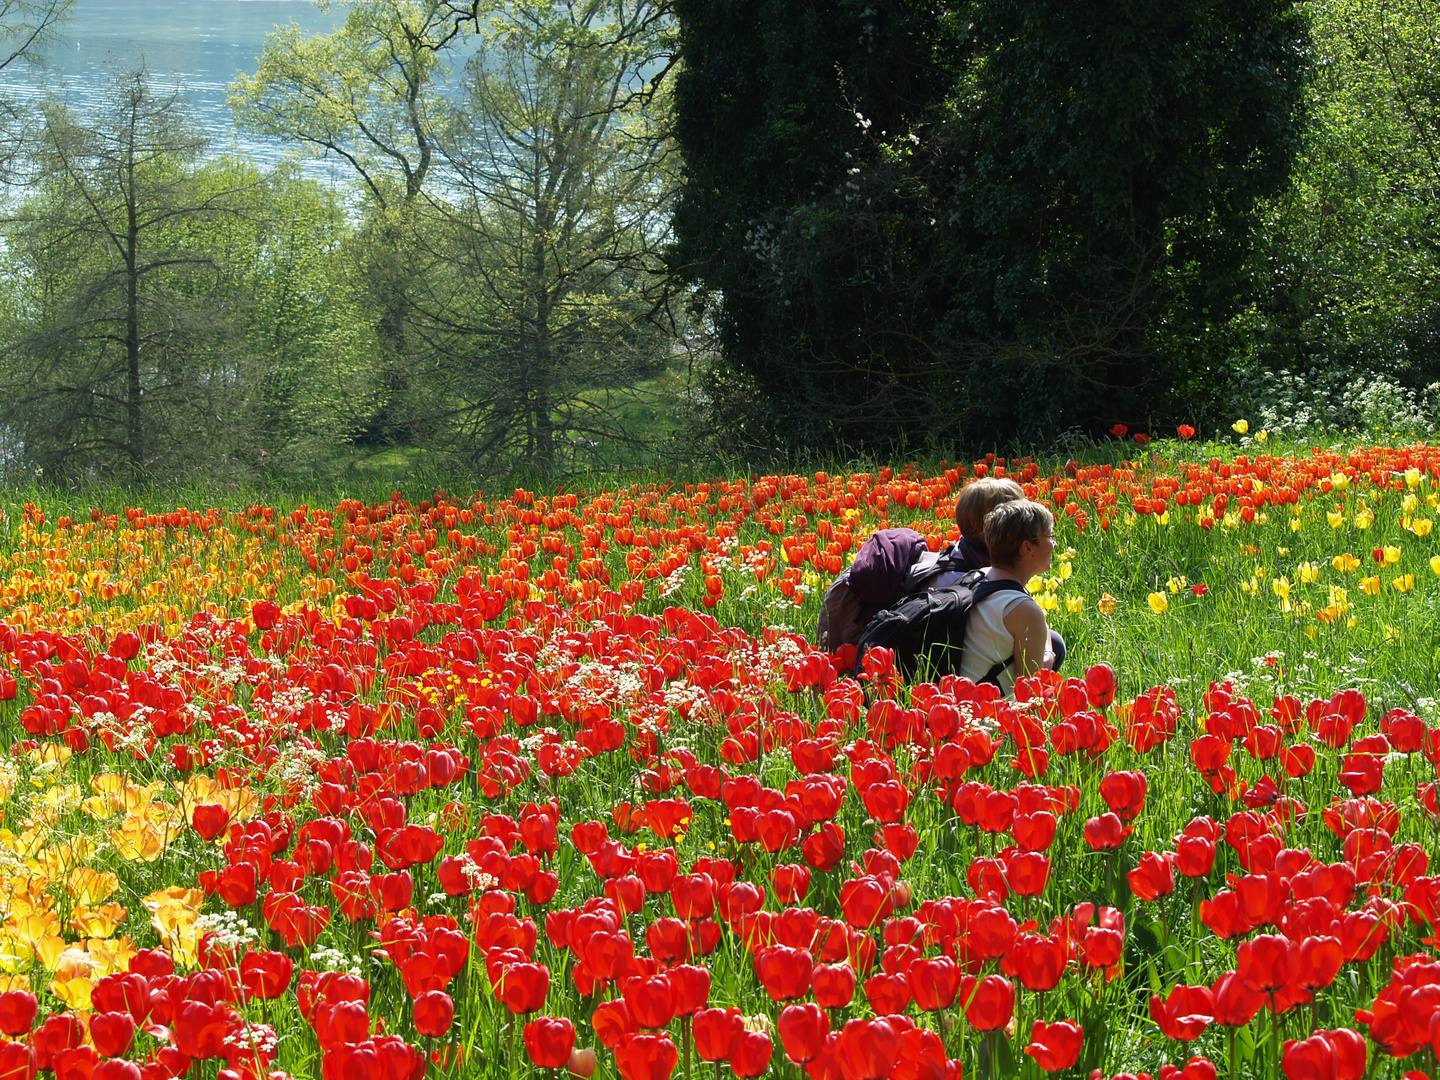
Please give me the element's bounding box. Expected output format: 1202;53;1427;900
671;0;1309;451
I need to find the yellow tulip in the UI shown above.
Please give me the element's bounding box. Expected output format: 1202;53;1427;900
1065;595;1085;614
1354;508;1375;530
1405;467;1422;489
1413;518;1433;537
66;868;119;907
1327;511;1345;529
69;903;126;939
1232;419;1249;434
86;935;137;977
1332;553;1360;573
1360;576;1381;596
48;948;94;1009
1393;574;1415;593
1272;577;1292;601
1147;592;1169;614
1098;593;1117;616
1382;546;1401;564
1431;554;1440;577
1297;562;1320;584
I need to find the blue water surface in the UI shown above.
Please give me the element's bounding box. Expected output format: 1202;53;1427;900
0;0;409;183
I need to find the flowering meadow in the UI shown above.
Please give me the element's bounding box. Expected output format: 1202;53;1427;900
0;438;1439;1080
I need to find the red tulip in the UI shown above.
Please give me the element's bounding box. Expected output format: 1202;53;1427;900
1210;971;1266;1027
622;974;676;1030
498;962;549;1014
1175;835;1217;878
1012;811;1057;852
1099;771;1147;821
863;972;911;1016
1001;932;1068;991
692;1007;743;1062
772;863;812;903
667;965;711;1016
0;991;37;1036
592;999;637;1051
0;1041;34;1080
730;1030;773;1079
755;945;814;1001
1084;812;1133;851
908;956;959;1011
812;964;857;1009
32;1014;84;1070
88;1012;135;1058
1024;1020;1084;1072
778;1003;829;1064
962;975;1014;1032
968;904;1018;959
240;950;294;1000
1129;851;1177;901
670;875;715;919
1148;984;1214;1041
1085;663;1117;707
524;1017;576;1070
837;1018;901;1080
1282;1028;1366;1080
1295;936;1344;990
413;991;455;1037
52;1047;97;1080
171;1000;232;1060
838;876;893;930
802;823;847;872
614;1034;678;1080
1081;925;1124;969
1237;934;1293;993
192;804;230;841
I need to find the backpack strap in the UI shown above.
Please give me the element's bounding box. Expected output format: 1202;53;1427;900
969;578;1030;688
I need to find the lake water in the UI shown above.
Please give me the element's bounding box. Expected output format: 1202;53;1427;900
0;0;408;182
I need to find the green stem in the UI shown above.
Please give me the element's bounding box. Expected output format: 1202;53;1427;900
1270;993;1280;1080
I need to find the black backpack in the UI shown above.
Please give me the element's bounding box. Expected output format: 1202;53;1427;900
853;571;1028;683
817;540;973;652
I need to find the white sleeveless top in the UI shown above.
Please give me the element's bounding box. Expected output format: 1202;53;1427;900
958;588;1034;696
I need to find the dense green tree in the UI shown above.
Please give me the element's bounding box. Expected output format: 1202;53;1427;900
412;0;677;472
0;73;258;479
1206;0;1440;435
0;69;373;481
230;0;455;445
672;0;1309;452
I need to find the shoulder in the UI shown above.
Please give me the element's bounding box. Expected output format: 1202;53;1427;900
1000;594;1046;631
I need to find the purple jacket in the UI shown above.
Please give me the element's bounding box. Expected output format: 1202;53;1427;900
952;536;990;572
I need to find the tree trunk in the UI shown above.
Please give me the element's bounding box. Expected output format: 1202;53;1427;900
125;105;143;478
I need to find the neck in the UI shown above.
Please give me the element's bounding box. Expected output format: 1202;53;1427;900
987;563;1030;584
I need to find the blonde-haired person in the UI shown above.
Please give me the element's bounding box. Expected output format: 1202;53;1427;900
953;477;1025;571
958;500;1066;694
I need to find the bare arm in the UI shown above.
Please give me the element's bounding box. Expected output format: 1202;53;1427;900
1002;598;1054;680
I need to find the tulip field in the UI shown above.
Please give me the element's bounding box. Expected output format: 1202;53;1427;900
1;437;1440;1080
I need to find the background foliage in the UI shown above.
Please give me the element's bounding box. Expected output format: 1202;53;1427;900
0;0;1437;483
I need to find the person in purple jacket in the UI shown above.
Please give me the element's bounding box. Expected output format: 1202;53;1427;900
953;477;1025;570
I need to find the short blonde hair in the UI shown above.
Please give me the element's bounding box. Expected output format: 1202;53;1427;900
955;477;1026;540
984;501;1055;567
